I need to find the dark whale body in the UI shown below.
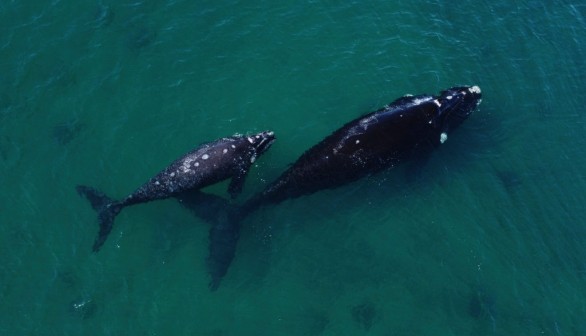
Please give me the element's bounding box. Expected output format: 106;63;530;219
242;86;482;213
77;131;275;252
198;86;482;289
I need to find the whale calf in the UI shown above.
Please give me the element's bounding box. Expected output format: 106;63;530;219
77;131;275;252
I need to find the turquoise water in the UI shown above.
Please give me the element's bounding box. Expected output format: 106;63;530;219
1;0;585;334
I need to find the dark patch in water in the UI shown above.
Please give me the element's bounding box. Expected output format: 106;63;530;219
468;288;496;320
0;136;11;161
0;134;22;171
52;120;85;145
126;26;157;50
351;300;377;331
0;91;12;113
495;170;522;191
92;4;115;28
69;297;98;320
57;270;78;289
208;330;224;336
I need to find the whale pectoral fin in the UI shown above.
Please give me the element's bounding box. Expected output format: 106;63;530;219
227;169;249;199
175;190;230;224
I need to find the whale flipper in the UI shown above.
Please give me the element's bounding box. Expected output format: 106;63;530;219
227;169;248;199
76;185;123;252
176;190;231;223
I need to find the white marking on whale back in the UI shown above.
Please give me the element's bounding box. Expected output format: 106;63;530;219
412;96;433;105
231;144;236;148
433;99;441;107
202;154;209;160
195;162;200;167
250;156;256;163
223;148;228;154
359;115;379;130
355;139;360;144
440;132;448;144
247;137;254;144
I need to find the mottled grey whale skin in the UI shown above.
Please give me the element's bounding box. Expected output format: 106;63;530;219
76;131;275;252
194;86;482;290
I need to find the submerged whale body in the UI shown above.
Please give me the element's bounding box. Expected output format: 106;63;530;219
201;86;482;289
77;131;275;252
175;190;237;291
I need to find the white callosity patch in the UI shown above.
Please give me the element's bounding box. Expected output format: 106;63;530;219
223;148;228;154
195;162;200;167
231;144;236;149
440;132;448;144
202;154;209;160
469;85;481;94
247;137;254;144
181;157;195;173
433;99;441;107
250;156;256;163
355;139;360;144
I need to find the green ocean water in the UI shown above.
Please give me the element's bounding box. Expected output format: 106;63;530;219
1;0;585;335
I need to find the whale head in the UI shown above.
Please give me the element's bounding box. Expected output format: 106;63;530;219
249;130;276;155
435;85;482;132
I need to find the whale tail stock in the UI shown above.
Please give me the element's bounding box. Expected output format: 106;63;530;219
76;185;123;252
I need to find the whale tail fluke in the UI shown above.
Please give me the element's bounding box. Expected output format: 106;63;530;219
175;190;245;291
76;185;123;252
206;207;242;291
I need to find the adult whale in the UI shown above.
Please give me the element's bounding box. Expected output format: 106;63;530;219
196;85;482;289
244;86;481;212
77;131;275;252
